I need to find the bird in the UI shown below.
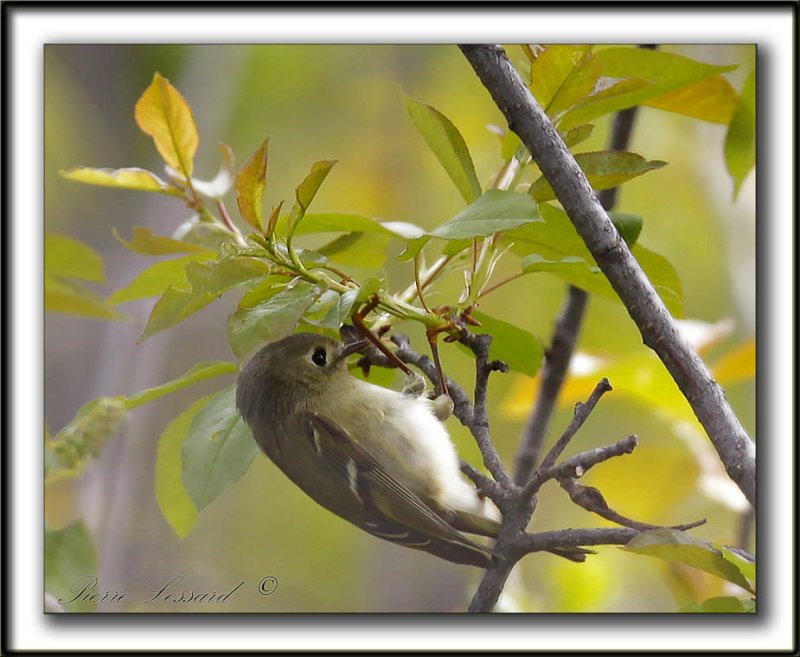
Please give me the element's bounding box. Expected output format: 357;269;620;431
235;332;503;567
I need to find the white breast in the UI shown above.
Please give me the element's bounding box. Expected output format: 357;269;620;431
354;380;500;521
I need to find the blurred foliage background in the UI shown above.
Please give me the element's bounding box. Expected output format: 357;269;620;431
44;44;755;612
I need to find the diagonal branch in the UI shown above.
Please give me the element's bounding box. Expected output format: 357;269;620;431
459;44;755;506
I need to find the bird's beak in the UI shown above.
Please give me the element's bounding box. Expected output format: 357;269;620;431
335;338;369;364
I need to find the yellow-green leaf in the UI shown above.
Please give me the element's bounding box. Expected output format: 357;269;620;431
59;166;184;196
136;256;273;340
725;69;756;198
403;94;482;203
561;123;595;149
108;252;216;305
45;275;128;321
134;72;199;178
643;74;739;124
155;396;208;539
530;45;600;117
139;286;216;341
113;226;212;256
623;529;754;594
236;138;269;231
45;234;105;282
560;47;736;129
471;311;543;377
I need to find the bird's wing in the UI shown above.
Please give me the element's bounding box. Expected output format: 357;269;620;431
305;412;496;563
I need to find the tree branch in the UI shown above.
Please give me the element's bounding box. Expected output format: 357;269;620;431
459;44;755;506
514;286;588;484
514;527;641;557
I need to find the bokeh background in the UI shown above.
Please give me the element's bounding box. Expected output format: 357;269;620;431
44;44;755;612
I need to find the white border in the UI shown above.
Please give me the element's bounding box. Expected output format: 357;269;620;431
10;6;795;653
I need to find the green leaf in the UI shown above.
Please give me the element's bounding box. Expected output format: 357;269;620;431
430;190;543;240
319;232;391;269
608;212;644;247
236;275;290;310
561;123;595;149
140;286;217;341
126;361;238;410
304;289;360;329
113;226;212;256
155;396;208;538
623;529;754;593
58;166;184;196
182;385;259;511
227;279;323;359
679;596;755;613
185;257;272;294
471;311;543;377
504;204;683;316
45;521;98;612
560;47;736;129
296;160;338;213
109;252;216;305
530;151;667;202
137;257;272;340
134;72;199;178
45;234;105;282
633;244;685;318
530;45;601;117
355;276;383;303
403;94;482;203
236;138;269;231
45;275;128;321
725;69;756;198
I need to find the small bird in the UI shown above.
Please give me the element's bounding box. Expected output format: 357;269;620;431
235;332;502;567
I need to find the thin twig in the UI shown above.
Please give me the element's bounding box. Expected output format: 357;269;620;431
521;378;613;499
414;254;431;314
558;478;706;532
215;198;247;246
526;434;638;495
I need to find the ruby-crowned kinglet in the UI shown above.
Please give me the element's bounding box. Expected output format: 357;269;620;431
235;332;502;567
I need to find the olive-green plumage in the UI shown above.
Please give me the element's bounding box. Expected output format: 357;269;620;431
236;333;502;567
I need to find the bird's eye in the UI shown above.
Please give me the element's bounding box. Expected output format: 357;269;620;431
311;347;327;367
